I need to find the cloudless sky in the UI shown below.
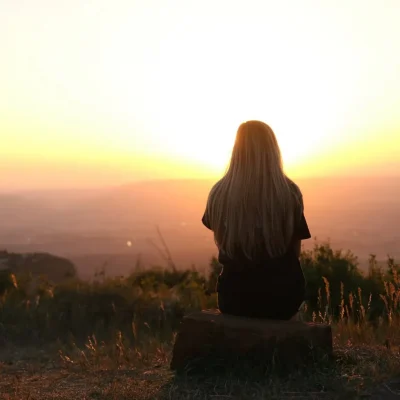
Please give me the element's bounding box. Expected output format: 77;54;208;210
1;0;399;190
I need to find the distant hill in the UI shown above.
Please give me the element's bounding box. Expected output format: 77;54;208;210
0;250;76;283
0;176;399;278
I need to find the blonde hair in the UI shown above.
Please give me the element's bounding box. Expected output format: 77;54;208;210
205;120;303;259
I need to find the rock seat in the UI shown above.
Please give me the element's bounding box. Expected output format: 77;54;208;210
171;309;332;372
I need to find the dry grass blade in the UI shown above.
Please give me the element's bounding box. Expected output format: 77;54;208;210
147;226;177;272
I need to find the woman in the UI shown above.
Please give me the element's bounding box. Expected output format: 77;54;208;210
202;120;311;320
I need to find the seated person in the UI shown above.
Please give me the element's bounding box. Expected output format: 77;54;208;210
202;120;311;320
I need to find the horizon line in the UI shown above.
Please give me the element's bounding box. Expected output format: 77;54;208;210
1;173;399;195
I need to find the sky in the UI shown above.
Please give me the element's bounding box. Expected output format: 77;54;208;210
1;0;400;191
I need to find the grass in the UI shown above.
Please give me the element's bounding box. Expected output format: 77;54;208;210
1;242;400;399
1;339;400;399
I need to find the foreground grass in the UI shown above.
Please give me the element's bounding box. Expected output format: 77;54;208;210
1;242;400;398
1;335;400;400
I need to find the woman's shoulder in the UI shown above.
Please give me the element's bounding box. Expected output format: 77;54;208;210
286;177;302;195
208;179;224;196
286;177;303;207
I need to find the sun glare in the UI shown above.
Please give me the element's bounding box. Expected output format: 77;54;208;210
1;1;399;189
154;106;327;177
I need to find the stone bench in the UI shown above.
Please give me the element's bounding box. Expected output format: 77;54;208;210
171;309;332;372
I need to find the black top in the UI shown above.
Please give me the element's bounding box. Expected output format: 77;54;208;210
201;205;311;299
202;210;311;264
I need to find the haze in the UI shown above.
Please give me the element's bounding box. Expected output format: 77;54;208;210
0;177;399;279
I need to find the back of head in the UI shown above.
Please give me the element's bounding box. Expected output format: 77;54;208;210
206;120;302;259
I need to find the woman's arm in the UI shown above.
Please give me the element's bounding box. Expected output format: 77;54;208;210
293;239;301;258
291;188;311;258
292;210;311;258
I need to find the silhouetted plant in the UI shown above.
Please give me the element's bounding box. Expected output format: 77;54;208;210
0;242;399;346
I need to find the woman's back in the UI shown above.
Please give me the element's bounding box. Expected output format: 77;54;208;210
202;120;311;320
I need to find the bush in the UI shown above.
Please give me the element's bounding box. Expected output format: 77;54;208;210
0;242;399;346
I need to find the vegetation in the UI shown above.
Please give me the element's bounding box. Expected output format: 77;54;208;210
1;240;400;399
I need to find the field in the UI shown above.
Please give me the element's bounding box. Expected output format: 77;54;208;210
1;242;400;399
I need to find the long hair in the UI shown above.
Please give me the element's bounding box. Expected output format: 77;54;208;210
205;120;303;259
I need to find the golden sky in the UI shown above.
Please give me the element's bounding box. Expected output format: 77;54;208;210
1;0;399;190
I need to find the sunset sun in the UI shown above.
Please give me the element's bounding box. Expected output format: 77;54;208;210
1;0;399;189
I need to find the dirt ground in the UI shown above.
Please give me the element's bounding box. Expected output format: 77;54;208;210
1;346;400;400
